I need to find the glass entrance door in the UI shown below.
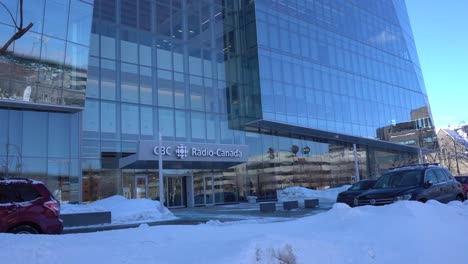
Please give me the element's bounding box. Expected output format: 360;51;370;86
204;176;214;205
135;175;148;199
165;176;185;208
194;174;214;206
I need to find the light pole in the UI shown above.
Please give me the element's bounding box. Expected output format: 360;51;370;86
353;144;360;182
158;132;164;205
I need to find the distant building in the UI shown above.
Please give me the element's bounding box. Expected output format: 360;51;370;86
377;106;438;149
437;125;468;175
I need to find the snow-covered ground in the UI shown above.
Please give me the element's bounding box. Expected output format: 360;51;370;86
61;195;177;224
277;185;351;205
2;200;468;264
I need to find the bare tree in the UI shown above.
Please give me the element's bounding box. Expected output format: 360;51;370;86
0;143;23;178
0;0;33;55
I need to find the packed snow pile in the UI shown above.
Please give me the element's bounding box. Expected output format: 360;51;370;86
276;185;351;204
2;200;468;263
61;195;176;224
237;200;468;264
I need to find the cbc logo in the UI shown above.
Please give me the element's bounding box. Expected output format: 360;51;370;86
175;144;188;159
153;146;172;155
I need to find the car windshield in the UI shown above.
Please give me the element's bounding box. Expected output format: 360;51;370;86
348;180;375;191
373;170;422;189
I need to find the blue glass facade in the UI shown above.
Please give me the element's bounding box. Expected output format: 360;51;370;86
254;0;431;139
0;0;437;205
0;109;81;202
0;0;93;203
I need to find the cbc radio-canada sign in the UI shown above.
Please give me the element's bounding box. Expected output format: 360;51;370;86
153;144;243;160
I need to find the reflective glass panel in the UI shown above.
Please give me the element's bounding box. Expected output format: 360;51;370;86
22;111;47;157
68;0;93;45
121;63;139;103
48;113;71;158
121;104;139;135
101;101;116;133
43;0;69;39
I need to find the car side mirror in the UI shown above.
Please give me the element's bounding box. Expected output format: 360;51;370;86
424;180;433;188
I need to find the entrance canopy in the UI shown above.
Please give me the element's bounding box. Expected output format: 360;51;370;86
119;141;249;170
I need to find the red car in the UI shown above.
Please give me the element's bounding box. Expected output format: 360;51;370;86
455;176;468;200
0;178;63;234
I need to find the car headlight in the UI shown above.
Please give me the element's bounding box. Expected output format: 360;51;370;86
394;194;412;201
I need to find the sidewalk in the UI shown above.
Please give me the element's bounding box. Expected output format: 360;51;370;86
62;201;333;234
172;201;333;220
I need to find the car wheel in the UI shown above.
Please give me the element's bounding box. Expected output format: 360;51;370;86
456;194;464;202
418;198;427;203
10;225;39;234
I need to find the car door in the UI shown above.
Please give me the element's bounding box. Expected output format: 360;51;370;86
14;183;44;222
423;169;440;201
0;184;19;232
439;169;459;202
433;169;451;203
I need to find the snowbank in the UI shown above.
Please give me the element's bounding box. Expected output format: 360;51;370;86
237;200;468;264
61;195;176;224
276;185;351;204
2;200;468;263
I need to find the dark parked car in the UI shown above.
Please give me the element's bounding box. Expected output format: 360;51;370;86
0;178;63;234
336;179;377;206
354;164;465;207
455;176;468;199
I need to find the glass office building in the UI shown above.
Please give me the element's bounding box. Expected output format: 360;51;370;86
0;0;437;206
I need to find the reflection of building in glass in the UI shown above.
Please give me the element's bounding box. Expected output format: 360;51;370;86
0;0;92;110
0;55;87;107
242;145;365;199
1;0;437;206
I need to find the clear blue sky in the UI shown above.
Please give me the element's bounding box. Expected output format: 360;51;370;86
406;1;468;128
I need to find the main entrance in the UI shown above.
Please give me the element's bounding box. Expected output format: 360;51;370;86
118;141;249;207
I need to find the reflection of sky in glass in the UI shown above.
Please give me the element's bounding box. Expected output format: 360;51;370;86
100;59;116;100
40;37;66;65
101;102;116;133
48;113;71;157
13;32;42;59
121;104;139;134
21;158;47;175
83;100;99;131
0;24;14;55
66;43;89;69
140;106;153;136
23;0;45;34
48;159;70;177
43;0;69;39
0;1;17;24
22;111;47;157
68;0;93;46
